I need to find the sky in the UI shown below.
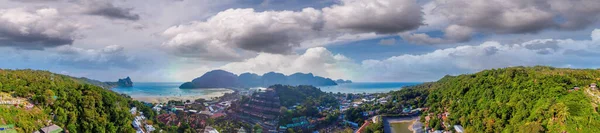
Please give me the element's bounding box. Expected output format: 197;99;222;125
1;0;600;82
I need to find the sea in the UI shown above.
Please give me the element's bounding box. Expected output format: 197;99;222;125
111;82;422;97
318;82;422;94
111;82;232;98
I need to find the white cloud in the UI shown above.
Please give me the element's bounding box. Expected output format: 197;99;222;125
79;0;140;21
219;47;357;80
404;0;600;44
400;24;473;44
0;7;84;49
214;29;600;82
161;8;324;60
362;29;600;81
593;29;600;41
162;0;425;60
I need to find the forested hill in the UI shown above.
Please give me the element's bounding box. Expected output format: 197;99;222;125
72;77;119;89
0;69;135;132
420;66;600;132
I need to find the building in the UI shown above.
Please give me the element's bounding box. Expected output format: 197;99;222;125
145;125;155;132
454;125;465;133
211;113;225;119
412;121;424;133
238;88;281;121
343;120;359;128
281;116;311;130
130;107;137;115
0;124;17;133
204;126;219;133
356;120;371;133
372;115;381;123
237;127;247;133
132;118;142;128
152;105;162;112
38;124;63;133
188;110;198;113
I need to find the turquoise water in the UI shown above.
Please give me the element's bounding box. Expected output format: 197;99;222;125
112;82;423;97
111;82;232;97
318;82;422;94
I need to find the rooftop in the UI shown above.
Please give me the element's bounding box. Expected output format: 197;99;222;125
40;124;63;133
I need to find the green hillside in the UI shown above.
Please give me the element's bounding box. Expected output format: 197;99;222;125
419;66;600;132
0;69;135;132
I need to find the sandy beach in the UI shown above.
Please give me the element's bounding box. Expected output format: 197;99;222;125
131;89;234;103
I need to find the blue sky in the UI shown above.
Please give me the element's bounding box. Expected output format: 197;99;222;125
0;0;600;82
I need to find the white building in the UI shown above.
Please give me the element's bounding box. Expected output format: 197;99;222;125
130;107;137;115
454;125;465;133
132;119;141;128
152;105;162;112
204;126;219;133
145;125;155;132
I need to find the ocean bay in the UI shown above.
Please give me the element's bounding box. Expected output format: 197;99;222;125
111;82;422;103
111;82;234;103
318;82;422;94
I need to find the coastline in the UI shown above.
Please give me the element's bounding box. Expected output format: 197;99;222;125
128;89;234;103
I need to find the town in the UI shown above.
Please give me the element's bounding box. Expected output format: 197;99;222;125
2;78;598;133
122;85;428;133
121;82;600;133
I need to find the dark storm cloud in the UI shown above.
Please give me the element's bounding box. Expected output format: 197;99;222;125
85;3;140;21
9;0;141;21
234;28;302;54
0;32;74;50
0;8;80;50
322;0;423;34
524;40;559;51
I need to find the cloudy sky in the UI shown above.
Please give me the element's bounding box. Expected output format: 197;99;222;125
1;0;600;82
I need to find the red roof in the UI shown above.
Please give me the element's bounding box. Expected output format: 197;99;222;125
211;113;225;118
356;120;371;133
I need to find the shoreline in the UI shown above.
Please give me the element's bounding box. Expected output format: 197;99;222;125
129;89;234;103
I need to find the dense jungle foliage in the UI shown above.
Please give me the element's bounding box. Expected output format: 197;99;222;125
423;66;600;132
0;69;135;132
271;85;340;126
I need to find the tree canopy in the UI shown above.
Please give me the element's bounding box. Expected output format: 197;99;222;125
419;66;600;132
0;69;135;132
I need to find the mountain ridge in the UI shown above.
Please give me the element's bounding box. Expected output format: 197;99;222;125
179;70;347;88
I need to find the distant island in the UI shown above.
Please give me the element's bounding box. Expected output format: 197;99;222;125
179;70;349;89
335;79;352;84
116;77;133;87
74;76;133;88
